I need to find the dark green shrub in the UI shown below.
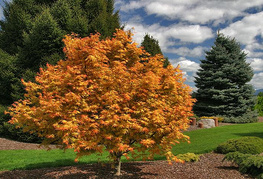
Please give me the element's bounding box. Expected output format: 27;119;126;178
223;110;258;123
0;105;42;143
0;105;9;134
176;153;201;162
224;152;263;178
255;95;263;116
215;136;263;154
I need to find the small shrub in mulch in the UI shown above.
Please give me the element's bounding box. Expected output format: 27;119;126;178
215;136;263;155
176;153;201;162
224;152;263;178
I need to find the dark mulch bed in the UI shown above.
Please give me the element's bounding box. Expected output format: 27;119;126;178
0;153;253;179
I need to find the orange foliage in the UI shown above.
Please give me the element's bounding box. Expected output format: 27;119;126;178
7;29;195;163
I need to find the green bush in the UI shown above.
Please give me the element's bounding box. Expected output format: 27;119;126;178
224;152;263;178
223;110;258;123
215;136;263;154
0;105;9;134
0;104;42;143
255;95;263;116
176;153;201;162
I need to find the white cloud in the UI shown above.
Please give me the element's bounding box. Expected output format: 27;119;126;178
119;1;148;12
166;46;206;57
170;57;200;83
165;25;213;43
222;12;263;60
125;23;213;55
172;57;200;72
247;58;263;72
0;11;3;20
117;0;263;90
120;0;263;24
250;72;263;89
243;43;263;58
145;2;229;24
0;0;12;20
221;12;263;45
0;5;4;20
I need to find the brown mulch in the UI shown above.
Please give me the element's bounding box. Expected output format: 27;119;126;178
2;118;263;178
0;137;58;150
0;151;253;179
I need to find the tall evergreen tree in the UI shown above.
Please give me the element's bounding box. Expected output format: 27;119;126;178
0;49;16;105
0;0;121;142
141;34;170;67
19;9;64;71
141;34;163;56
83;0;121;38
0;0;41;55
0;0;121;103
194;33;255;118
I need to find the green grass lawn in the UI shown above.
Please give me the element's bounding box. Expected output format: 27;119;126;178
1;122;263;171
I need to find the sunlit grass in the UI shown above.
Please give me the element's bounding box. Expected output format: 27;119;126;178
1;122;263;171
172;122;263;155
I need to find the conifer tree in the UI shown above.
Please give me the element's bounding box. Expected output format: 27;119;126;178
18;9;64;71
0;49;16;105
194;33;255;119
0;0;121;103
0;0;121;142
141;34;163;56
141;34;170;67
0;0;41;55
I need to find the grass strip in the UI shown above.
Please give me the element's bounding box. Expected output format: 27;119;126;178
1;122;263;171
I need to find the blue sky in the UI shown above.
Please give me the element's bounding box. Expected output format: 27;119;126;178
0;0;9;20
114;0;263;91
1;0;263;90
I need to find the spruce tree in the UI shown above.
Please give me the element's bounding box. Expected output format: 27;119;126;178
0;49;16;105
0;0;41;55
0;0;121;142
0;0;121;103
18;9;64;71
141;34;170;67
194;33;255;119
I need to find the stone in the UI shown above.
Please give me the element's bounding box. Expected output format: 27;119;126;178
198;119;215;128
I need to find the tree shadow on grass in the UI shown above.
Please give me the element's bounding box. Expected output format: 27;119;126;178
0;160;158;178
217;166;239;171
233;132;263;139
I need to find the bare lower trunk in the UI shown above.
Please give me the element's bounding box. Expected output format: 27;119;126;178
115;155;122;176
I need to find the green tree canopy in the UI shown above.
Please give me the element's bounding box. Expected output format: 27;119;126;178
141;34;170;68
18;9;64;71
255;93;263;116
194;33;255;118
0;0;121;104
0;0;41;55
0;0;121;142
0;49;16;105
258;92;263;97
141;34;163;56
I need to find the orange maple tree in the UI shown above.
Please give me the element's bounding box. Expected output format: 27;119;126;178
7;29;195;175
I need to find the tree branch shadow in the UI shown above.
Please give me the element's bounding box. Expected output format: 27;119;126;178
0;160;158;178
233;132;263;138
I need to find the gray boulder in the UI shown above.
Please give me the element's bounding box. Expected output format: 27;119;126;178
198;119;215;128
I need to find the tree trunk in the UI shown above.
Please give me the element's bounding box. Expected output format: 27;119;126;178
115;155;122;176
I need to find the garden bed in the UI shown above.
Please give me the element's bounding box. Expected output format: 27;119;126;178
0;137;253;178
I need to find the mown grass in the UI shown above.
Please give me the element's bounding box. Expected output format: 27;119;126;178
1;122;263;171
0;149;110;171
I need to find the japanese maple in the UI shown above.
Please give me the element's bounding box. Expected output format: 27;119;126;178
7;29;195;175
